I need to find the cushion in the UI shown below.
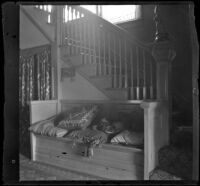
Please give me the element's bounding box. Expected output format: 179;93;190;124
29;116;56;133
29;119;68;138
92;118;124;134
67;128;108;147
47;126;68;137
57;105;98;131
111;130;144;146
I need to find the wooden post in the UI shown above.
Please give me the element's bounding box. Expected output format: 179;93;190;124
52;6;63;112
152;41;176;148
152;41;176;100
189;3;199;181
141;101;169;180
152;5;176;138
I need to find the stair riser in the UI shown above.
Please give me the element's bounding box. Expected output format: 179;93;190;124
106;90;128;100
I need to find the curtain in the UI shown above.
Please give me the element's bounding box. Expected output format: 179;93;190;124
19;45;52;157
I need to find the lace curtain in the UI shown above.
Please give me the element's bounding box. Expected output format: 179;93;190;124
19;45;52;156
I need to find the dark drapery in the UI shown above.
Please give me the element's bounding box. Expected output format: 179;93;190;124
19;45;52;157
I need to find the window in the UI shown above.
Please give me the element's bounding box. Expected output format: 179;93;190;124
101;5;141;24
80;5;97;14
80;5;141;24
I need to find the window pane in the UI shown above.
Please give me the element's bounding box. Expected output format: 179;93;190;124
80;5;96;14
102;5;139;23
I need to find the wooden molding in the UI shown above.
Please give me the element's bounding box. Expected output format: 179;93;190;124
60;99;143;105
20;44;51;58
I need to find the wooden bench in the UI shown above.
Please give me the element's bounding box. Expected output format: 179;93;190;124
29;99;169;180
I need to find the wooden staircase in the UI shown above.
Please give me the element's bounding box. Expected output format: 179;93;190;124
30;5;157;101
59;5;157;101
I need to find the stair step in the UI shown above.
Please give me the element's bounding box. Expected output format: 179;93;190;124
106;88;128;100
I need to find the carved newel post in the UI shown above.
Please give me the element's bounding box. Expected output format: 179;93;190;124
152;5;176;132
152;5;176;100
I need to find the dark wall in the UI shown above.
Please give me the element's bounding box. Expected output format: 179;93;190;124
118;4;193;125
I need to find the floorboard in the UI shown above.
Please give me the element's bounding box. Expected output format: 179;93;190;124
19;154;102;180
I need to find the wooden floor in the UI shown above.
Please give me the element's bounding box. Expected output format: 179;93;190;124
19;154;102;180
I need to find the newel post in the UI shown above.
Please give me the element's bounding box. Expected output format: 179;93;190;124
152;5;176;130
51;6;63;112
152;5;176;100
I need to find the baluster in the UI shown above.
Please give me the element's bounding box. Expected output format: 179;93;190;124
85;20;90;63
61;6;65;46
130;48;134;100
44;5;47;11
103;29;106;75
71;8;75;55
74;10;78;55
77;11;81;54
60;7;63;46
66;6;70;55
68;6;72;55
73;9;76;54
113;35;117;88
98;27;102;76
82;16;87;64
88;19;92;64
70;7;74;55
74;9;77;54
143;50;147;99
136;47;140;100
67;6;71;21
124;40;128;89
92;24;98;75
150;57;154;99
92;23;96;66
63;6;66;44
119;38;122;88
79;13;84;64
108;33;112;75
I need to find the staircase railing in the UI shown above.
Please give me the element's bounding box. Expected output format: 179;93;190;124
60;5;156;100
34;5;53;23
